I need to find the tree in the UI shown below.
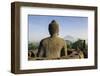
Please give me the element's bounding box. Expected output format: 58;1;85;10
71;39;88;58
28;43;38;50
65;40;72;49
72;39;87;50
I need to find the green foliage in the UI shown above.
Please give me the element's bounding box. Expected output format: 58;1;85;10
66;39;88;50
72;39;87;50
67;44;71;49
65;40;72;49
28;43;38;50
66;39;88;58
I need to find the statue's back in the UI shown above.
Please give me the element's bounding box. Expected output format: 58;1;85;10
38;36;67;59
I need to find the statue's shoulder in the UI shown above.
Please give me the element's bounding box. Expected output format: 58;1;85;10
57;37;65;42
40;37;50;43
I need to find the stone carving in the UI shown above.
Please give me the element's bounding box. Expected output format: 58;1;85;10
37;20;67;59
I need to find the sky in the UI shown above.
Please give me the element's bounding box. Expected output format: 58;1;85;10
28;15;88;42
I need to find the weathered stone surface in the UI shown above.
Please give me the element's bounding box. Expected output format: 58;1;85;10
48;20;59;36
37;36;67;59
28;51;35;57
37;20;67;59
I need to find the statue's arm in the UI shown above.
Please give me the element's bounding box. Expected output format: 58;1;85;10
64;41;67;56
61;40;67;57
37;41;43;57
37;40;45;57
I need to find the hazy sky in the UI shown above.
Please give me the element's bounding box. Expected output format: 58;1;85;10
28;15;88;42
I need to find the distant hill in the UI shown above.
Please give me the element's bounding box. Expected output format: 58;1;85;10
65;40;72;45
64;35;78;42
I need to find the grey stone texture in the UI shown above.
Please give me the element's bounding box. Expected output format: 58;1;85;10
37;20;67;59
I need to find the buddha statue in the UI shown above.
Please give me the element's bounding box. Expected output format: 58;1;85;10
37;20;67;59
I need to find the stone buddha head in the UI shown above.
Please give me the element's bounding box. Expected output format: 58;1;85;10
48;20;59;37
